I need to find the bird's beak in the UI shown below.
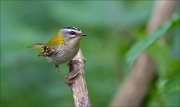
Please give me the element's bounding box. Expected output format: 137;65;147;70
80;34;87;36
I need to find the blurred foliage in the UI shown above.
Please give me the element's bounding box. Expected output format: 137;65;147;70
127;16;180;107
126;16;180;65
0;0;179;107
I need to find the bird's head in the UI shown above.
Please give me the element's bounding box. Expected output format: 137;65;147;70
60;27;87;42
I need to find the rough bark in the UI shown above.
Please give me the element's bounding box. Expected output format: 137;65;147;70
66;49;91;107
110;0;177;106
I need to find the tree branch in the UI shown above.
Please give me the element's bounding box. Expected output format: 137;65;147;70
147;0;177;33
66;49;91;107
110;54;156;106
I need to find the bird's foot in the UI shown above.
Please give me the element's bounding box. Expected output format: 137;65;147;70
55;64;60;72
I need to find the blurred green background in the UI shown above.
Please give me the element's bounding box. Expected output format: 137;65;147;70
1;1;179;106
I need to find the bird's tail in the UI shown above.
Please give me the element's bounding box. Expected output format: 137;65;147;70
28;43;45;56
28;43;44;49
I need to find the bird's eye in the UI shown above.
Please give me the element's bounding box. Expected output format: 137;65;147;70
70;31;76;35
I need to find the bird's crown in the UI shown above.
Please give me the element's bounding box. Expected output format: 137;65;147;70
62;27;81;31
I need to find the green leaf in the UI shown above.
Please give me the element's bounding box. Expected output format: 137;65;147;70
125;15;180;65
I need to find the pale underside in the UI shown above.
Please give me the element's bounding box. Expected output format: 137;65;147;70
45;37;80;65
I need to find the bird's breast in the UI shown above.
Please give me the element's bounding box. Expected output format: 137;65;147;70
45;39;80;64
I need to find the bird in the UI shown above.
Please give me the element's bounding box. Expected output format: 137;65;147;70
28;27;87;70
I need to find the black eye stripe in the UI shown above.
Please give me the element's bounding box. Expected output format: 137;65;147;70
70;31;76;35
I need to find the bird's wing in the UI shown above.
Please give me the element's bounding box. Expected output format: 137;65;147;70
28;32;65;57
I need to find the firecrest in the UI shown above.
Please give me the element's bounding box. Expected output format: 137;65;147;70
28;27;87;69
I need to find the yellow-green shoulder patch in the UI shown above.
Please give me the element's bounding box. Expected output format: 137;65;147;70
57;32;65;44
47;32;65;48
